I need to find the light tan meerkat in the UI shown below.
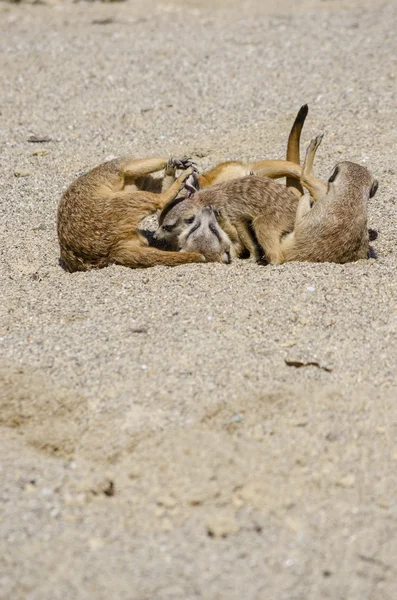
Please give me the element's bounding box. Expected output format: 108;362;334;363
57;157;208;272
278;134;379;263
195;104;308;189
178;206;232;264
155;174;303;264
154;107;309;262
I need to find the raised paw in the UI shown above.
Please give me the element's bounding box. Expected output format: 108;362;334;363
308;133;324;155
185;171;200;197
171;157;198;172
303;133;324;177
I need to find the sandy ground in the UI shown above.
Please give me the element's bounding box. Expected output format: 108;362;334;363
1;0;397;598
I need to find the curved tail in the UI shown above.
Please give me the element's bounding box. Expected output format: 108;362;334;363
286;104;308;197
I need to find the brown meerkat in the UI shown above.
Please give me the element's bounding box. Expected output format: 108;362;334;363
278;134;379;263
154;106;309;262
57;157;207;272
155;175;302;263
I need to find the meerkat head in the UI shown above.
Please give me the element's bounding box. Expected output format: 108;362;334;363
327;161;378;200
154;196;201;250
178;206;232;264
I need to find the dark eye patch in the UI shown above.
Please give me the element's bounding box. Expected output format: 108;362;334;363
185;221;201;240
209;222;222;243
184;216;195;225
163;224;176;232
328;166;339;183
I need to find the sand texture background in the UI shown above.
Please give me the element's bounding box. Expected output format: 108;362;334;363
1;0;397;598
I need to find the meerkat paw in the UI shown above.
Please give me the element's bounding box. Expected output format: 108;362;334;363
308;133;324;155
185;170;200;197
171;157;198;171
179;249;207;262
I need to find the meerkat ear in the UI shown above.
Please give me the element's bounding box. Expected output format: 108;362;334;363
369;180;378;198
328;166;339;183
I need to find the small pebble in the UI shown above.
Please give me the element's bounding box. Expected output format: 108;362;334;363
14;170;31;177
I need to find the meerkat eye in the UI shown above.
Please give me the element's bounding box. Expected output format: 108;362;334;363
328;166;339;183
163;224;175;232
369;180;378;198
184;216;195;225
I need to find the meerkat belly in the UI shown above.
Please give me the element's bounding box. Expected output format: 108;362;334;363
296;210;368;263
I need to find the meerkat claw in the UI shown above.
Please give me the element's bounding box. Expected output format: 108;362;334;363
171;157;197;171
312;133;324;150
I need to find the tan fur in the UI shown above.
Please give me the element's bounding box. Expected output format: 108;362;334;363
198;159;302;188
57;157;206;272
279;135;379;264
197;105;308;189
155;106;309;262
156;175;300;263
58;106;308;271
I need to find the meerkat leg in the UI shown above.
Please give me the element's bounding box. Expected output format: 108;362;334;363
252;220;284;265
300;135;327;202
234;221;261;261
110;241;205;269
278;231;295;264
161;158;177;193
161;157;197;193
108;169;194;234
121;157;168;179
122;157;194;180
215;213;245;258
250;160;302;181
157;168;194;208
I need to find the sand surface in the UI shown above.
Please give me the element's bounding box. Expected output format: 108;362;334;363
1;0;397;598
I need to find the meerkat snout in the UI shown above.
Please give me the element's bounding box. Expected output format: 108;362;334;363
178;205;232;264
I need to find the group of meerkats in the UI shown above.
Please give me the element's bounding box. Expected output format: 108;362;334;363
57;105;379;272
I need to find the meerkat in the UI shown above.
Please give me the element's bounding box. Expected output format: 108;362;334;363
57;156;207;272
278;134;379;263
156;175;302;263
195;104;308;189
154;106;309;261
178;206;233;264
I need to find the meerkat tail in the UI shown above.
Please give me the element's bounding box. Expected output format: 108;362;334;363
286;104;308;197
251;159;302;180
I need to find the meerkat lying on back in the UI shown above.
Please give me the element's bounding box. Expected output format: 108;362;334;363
177;135;379;266
196;105;307;190
57;156;207;271
278;134;378;263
